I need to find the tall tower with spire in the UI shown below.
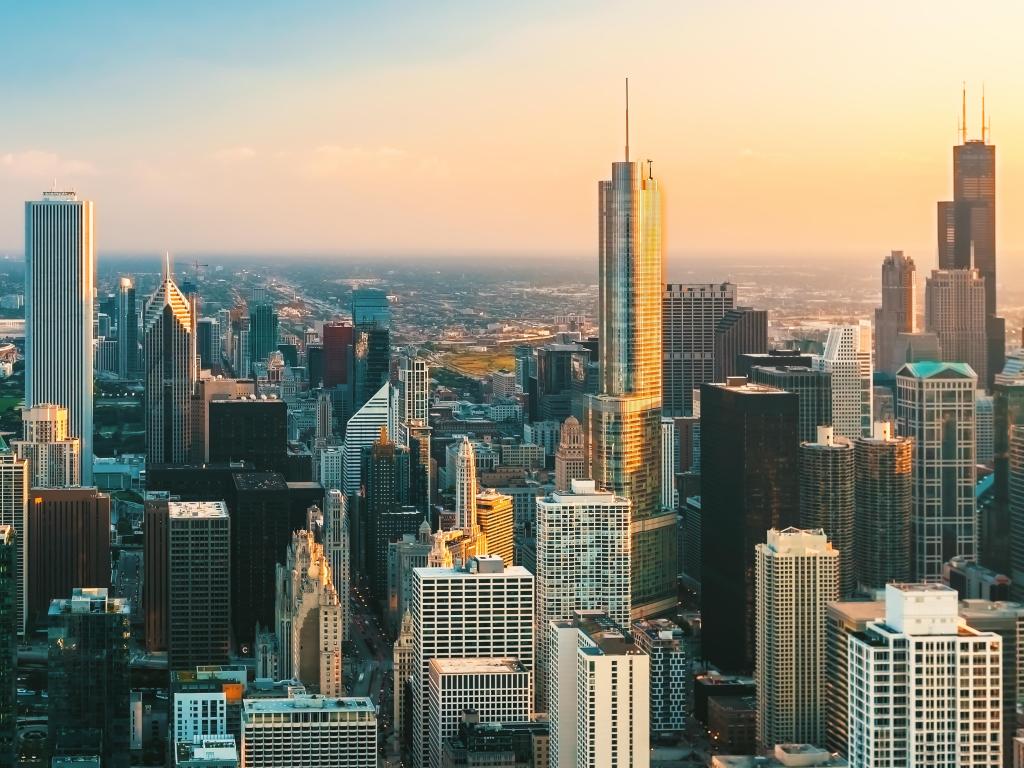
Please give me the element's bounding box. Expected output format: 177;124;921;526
936;85;1003;388
143;256;196;465
454;436;477;531
589;81;678;618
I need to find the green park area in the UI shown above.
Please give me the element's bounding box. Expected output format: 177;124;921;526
439;350;516;379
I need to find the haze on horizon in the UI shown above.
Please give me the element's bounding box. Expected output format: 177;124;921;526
3;0;1024;271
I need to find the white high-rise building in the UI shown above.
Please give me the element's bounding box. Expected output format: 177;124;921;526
548;610;650;768
318;446;344;492
897;361;977;580
535;479;631;711
25;191;95;483
847;583;1002;768
754;527;839;751
273;528;343;696
172;690;227;750
12;404;81;488
342;382;390;496
398;354;430;429
410;556;533;768
426;658;531;768
0;446;28;635
143;257;196;465
813;322;873;440
240;696;376;768
661;417;677;510
453;436;478;530
117;276;138;379
323;489;349;643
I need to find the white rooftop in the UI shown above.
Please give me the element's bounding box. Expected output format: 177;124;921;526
169;500;229;519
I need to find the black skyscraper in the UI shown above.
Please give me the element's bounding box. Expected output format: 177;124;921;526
209;399;288;474
700;378;799;673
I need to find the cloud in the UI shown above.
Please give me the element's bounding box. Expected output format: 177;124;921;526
302;144;409;178
212;146;257;163
0;150;96;178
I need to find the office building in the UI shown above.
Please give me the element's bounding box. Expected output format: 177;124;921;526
190;378;257;463
474;488;513;566
440;717;549;768
701;378;799;672
273;527;343;695
393;610;415;742
343;382;391;496
0;447;27;636
196;317;217;370
548;610;650;768
248;287;279;366
144;258;196;465
453;436;478;531
847;583;1001;768
28;488;110;629
944;556;1010;601
799;427;855;595
25;191;94;483
0;527;14;768
897;362;977;579
736;349;813;377
168;501;231;671
661;417;676;510
48;588;131;768
491;369;517;399
240;696;376;768
713;307;768;382
426;658;531;768
353;321;390;415
208;398;288;475
633;618;688;735
386;523;432;635
852;422;913;591
321;322;354;392
824;599;883;756
535;343;581;421
1009;426;1024;601
12;404;80;487
813;323;873;440
535;479;631;710
937;100;1004;388
978;392;995;465
925;268;988;385
410;556;533;768
750;365;832;443
589;133;676;619
323;489;350;642
755;528;839;750
553;415;586;491
175;735;238;767
117;276;138;378
662;282;736;417
398;354;430;427
711;744;848;768
874;250;916;376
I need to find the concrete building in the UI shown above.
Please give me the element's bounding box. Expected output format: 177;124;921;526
548;610;650;768
410;556;533;768
168;501;231;671
813;323;873;440
847;584;1002;768
175;735;238;767
944;556;1010;601
553;415;587;492
852;422;913;592
978;392;995;465
925;268;989;386
440;717;549;768
874;250;917;376
632;618;688;735
897;362;978;579
755;528;839;750
393;610;415;750
712;744;848;768
398;354;430;427
824;599;883;756
240;696;376;768
322;489;350;643
25;191;95;483
12;404;80;488
535;480;631;710
426;658;531;768
799;427;855;596
386;523;432;635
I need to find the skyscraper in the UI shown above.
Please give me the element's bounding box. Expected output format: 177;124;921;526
398;353;430;428
48;588;131;768
799;426;855;596
897;361;977;580
342;382;392;496
25;191;94;483
824;598;883;756
632;618;689;736
713;307;768;382
0;526;15;768
925;268;988;385
143;258;196;466
453;436;477;531
248;287;279;366
117;276;138;379
474;488;513;567
323;489;350;643
410;556;533;768
750;365;832;443
662;282;736;417
813;322;873;440
873;250;916;376
535;479;631;710
554;415;587;491
853;422;913;592
701;378;799;672
167;501;231;671
937;94;1004;389
12;404;81;488
847;583;1001;768
589;103;676;617
754;527;839;751
143;500;168;653
0;446;27;635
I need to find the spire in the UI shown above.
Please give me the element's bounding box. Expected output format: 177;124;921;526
961;82;967;144
625;77;630;162
981;83;987;143
163;251;172;282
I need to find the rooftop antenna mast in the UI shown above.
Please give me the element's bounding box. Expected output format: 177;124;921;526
982;83;987;143
625;77;630;162
961;82;967;144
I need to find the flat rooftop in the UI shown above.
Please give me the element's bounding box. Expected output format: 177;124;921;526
243;695;375;715
169;500;229;519
430;657;526;675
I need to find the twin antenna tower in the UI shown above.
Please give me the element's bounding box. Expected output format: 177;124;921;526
960;82;991;144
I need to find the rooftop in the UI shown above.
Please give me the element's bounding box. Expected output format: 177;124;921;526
243;695;375;715
169;500;229;519
897;360;977;380
554;610;644;656
429;657;526;675
232;472;288;491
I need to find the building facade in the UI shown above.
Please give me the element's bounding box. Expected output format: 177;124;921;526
813;323;873;440
799;427;855;596
925;268;988;386
874;250;916;376
12;404;80;488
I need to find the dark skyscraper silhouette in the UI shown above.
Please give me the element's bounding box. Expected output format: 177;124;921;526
700;378;799;672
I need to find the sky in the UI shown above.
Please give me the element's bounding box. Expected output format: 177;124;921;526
2;1;1024;269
